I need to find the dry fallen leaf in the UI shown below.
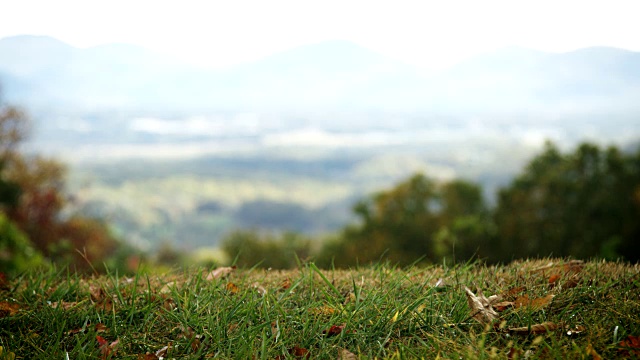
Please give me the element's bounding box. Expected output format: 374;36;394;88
618;335;640;357
532;259;584;273
493;301;515;312
323;324;346;337
586;343;602;360
96;336;119;359
514;294;554;311
502;286;526;299
508;322;557;334
464;287;499;324
0;272;8;291
0;302;20;317
206;266;236;280
339;348;358;359
280;278;292;290
225;282;239;294
137;353;159;360
89;283;105;302
289;346;310;358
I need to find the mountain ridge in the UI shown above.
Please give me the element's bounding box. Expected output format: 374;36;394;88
1;34;639;114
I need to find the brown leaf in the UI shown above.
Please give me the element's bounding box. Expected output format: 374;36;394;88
464;287;499;324
280;278;292;290
494;301;514;312
206;266;236;280
548;274;561;288
96;336;119;359
563;276;580;289
514;294;554;311
289;346;310;358
89;283;105;302
587;343;602;360
508;322;557;334
226;282;239;294
338;348;358;359
323;324;346;337
95;323;108;333
564;260;585;273
618;335;640;357
0;272;9;290
137;354;159;360
0;302;20;317
502;286;526;299
100;299;115;312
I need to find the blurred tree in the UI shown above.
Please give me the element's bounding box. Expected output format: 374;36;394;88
0;89;123;272
494;141;640;262
322;174;491;266
222;229;312;269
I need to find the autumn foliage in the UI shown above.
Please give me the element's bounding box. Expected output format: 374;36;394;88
0;94;123;274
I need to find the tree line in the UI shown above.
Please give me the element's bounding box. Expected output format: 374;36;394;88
224;141;640;267
1;92;638;274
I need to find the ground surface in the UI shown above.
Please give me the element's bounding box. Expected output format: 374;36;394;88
1;259;639;359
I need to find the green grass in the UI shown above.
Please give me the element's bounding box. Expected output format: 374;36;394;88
1;259;639;359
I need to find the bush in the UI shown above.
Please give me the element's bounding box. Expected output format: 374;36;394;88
221;230;313;269
0;213;44;275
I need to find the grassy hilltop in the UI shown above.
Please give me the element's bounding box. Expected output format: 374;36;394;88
1;259;639;359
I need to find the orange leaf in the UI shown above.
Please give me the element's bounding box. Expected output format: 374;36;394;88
225;282;239;294
548;274;561;288
618;335;640;357
508;322;557;334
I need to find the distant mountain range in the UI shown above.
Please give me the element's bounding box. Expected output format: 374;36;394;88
2;35;639;114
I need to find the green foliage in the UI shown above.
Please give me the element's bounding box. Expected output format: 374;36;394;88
221;230;313;269
494;141;640;262
0;213;44;274
321;174;492;267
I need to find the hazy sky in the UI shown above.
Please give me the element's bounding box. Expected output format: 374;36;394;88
2;0;639;69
